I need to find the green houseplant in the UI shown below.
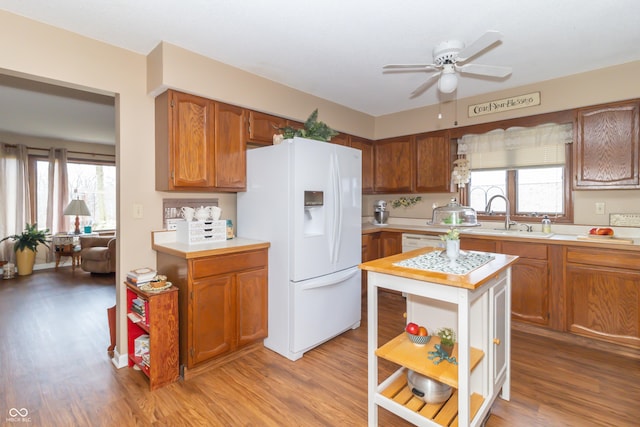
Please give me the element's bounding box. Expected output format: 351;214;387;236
1;223;51;276
277;109;338;142
437;327;456;356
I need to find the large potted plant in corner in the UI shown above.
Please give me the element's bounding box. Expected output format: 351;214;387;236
0;223;51;276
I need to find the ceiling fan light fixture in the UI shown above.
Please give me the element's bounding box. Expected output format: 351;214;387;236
438;71;458;93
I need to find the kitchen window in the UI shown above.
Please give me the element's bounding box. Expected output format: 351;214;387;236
458;123;573;223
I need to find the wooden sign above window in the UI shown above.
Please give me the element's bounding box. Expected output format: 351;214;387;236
468;92;541;117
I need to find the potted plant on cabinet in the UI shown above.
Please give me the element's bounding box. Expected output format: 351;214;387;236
275;109;338;143
0;223;51;276
437;327;456;356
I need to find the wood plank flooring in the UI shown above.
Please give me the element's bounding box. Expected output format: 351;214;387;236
1;268;639;426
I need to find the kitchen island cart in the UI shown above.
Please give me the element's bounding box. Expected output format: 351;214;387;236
361;248;517;426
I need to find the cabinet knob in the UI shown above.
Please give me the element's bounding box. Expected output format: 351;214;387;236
493;338;501;345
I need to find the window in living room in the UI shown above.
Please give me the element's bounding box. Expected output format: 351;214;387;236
35;159;116;232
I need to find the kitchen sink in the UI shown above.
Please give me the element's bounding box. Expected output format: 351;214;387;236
462;228;555;238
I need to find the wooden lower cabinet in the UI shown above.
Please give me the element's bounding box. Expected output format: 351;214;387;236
157;247;268;377
462;238;552;328
379;231;402;257
361;233;380;295
499;241;550;327
565;247;640;348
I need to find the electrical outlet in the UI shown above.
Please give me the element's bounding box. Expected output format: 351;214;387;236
133;203;143;219
595;202;605;215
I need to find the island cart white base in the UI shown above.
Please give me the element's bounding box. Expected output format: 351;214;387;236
361;248;517;427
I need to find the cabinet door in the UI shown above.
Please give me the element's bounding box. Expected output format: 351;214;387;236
191;275;234;364
350;137;374;193
565;264;640;347
415;131;454;192
214;102;246;189
575;101;640;189
247;110;286;145
236;267;268;347
509;259;549;326
380;231;402;257
374;136;414;193
331;133;350;146
165;91;215;189
500;241;550;327
491;276;509;390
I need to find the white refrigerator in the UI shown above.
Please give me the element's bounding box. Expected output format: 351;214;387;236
237;137;362;361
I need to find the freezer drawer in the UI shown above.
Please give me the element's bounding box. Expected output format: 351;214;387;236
290;267;361;356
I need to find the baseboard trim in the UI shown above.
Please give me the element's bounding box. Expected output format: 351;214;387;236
111;349;128;369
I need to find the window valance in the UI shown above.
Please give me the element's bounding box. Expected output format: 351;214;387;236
457;123;573;169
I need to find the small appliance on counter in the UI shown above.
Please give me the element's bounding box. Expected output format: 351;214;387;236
373;200;389;225
428;198;479;227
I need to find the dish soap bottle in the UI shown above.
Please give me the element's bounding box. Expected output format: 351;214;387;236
541;215;551;233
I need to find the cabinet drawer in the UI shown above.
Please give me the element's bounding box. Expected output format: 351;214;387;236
191;249;268;279
500;241;548;260
566;247;640;271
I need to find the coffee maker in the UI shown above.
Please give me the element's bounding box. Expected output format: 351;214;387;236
373;200;389;225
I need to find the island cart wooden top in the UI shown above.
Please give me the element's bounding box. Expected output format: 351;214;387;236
359;247;518;291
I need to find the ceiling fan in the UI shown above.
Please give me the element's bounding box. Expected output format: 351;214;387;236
383;30;512;97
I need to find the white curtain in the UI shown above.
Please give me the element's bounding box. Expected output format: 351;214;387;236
45;148;69;262
457;123;573;169
0;143;31;262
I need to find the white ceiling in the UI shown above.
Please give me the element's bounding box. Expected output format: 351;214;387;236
2;0;640;145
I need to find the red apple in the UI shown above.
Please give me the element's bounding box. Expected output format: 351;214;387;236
405;322;419;335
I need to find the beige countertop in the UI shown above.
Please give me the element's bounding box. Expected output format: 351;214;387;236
362;221;640;251
151;230;270;259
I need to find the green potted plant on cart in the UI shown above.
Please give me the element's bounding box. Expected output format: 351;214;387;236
437;327;456;356
0;223;51;276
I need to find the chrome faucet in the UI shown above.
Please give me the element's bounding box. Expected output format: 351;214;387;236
485;195;516;230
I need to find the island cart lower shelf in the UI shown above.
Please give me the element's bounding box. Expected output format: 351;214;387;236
376;333;484;389
377;369;484;427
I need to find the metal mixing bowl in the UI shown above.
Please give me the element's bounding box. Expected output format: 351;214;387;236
407;369;452;404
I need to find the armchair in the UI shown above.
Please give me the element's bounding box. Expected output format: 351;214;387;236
80;236;116;274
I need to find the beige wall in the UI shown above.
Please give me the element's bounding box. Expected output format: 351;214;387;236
1;10;639;361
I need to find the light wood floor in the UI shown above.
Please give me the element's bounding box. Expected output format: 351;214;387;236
1;268;639;426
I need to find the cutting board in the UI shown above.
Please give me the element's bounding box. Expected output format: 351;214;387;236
577;235;635;245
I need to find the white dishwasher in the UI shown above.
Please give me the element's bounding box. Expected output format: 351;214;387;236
401;233;444;252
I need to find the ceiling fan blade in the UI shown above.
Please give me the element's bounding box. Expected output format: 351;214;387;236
456;30;503;62
383;64;438;70
457;63;512;78
409;72;441;98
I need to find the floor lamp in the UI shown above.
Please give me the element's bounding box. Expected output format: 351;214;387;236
63;197;91;234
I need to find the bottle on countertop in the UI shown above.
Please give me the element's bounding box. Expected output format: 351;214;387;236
541;215;551;233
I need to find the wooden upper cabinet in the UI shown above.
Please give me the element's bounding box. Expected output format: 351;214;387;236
247;110;286;146
374;136;414;193
156;90;215;190
574;100;640;189
214;102;246;190
155;90;245;192
415;130;454;193
350;136;374;194
331;133;350;146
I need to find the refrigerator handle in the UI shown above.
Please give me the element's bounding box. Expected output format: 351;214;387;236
334;151;343;264
298;267;359;290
